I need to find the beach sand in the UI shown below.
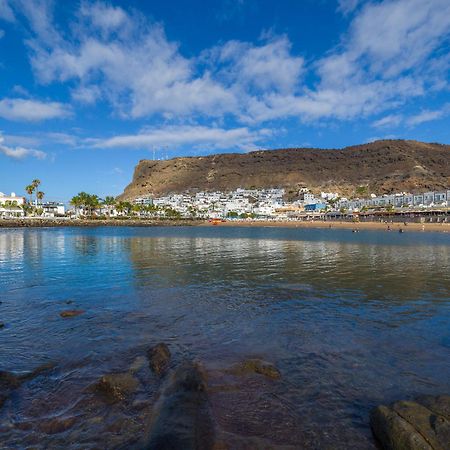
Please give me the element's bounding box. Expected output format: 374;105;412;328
212;220;450;233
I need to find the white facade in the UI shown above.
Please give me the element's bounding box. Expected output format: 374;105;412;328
0;192;25;217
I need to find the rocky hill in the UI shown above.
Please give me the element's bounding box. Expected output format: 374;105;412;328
120;140;450;199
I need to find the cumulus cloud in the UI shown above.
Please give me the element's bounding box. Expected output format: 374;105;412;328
0;0;15;22
373;104;449;128
4;0;450;127
372;114;404;128
0;98;71;121
0;133;46;159
89;125;271;152
406;109;447;126
337;0;363;16
207;35;304;94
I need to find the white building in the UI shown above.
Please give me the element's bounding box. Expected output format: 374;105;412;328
0;192;25;218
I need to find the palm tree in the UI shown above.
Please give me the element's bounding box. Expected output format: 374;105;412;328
32;179;41;208
37;191;45;205
25;184;34;205
70;195;82;217
103;196;116;216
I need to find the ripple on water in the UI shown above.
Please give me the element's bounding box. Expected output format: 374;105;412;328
0;226;449;448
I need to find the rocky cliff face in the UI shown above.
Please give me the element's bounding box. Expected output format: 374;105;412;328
120;140;450;199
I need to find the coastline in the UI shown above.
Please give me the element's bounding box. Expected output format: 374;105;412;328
0;218;449;232
0;218;200;228
216;219;450;232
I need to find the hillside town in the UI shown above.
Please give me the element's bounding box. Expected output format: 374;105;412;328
1;184;449;222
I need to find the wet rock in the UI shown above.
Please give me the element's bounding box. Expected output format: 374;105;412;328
417;395;450;421
39;416;77;434
147;343;171;376
129;356;147;375
371;395;450;450
228;358;281;380
93;372;139;402
0;363;56;409
145;361;215;450
60;309;85;318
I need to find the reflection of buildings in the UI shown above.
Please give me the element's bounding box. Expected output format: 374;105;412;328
126;232;449;302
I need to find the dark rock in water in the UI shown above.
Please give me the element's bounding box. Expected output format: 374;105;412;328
229;358;281;380
39;416;77;434
0;362;56;409
371;395;450;450
0;371;21;390
417;395;450;421
147;343;171;376
145;361;215;450
60;309;85;318
93;372;139;403
0;322;5;329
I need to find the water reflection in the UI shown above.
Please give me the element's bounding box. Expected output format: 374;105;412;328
0;227;449;449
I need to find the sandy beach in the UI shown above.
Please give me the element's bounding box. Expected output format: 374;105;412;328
214;219;450;233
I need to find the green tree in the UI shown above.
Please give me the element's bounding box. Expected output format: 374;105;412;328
37;191;45;204
103;196;116;216
32;179;41;207
25;184;34;205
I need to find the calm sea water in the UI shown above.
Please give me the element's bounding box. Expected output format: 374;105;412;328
0;226;449;449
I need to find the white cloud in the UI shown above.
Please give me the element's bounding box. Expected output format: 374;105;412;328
209;35;304;94
372;114;403;128
0;0;15;22
372;105;449;128
0;133;46;159
7;0;450;127
89;125;271;151
337;0;363;16
0;98;71;121
406;108;447;126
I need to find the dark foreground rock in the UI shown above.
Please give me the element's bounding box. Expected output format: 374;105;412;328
92;372;139;403
145;361;215;450
0;362;56;409
371;395;450;450
228;358;281;380
147;343;171;376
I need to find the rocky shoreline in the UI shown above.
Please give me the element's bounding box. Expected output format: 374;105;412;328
1;339;448;449
1;217;449;233
0;218;202;228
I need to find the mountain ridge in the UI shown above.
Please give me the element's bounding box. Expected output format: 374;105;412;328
120;139;450;199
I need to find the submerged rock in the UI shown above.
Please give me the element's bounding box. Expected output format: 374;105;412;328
228;358;281;380
145;361;215;450
93;372;139;403
59;309;85;318
371;395;450;450
38;416;77;435
147;343;171;376
0;362;56;409
0;322;5;329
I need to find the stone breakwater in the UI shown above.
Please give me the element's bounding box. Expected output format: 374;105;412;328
0;218;202;228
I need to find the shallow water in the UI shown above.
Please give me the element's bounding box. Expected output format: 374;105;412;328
0;226;449;449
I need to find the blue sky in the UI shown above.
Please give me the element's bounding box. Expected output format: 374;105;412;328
0;0;449;201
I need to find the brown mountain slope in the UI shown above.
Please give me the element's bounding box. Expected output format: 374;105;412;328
120;140;450;199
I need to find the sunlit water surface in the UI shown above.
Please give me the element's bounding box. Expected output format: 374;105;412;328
0;226;449;449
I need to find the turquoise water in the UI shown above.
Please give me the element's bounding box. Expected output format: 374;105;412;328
0;226;449;448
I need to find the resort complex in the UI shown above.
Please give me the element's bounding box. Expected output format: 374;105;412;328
1;186;449;222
